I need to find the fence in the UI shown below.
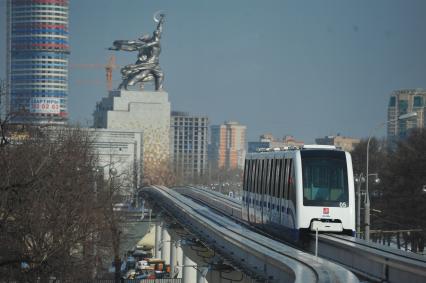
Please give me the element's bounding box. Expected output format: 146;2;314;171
60;280;182;283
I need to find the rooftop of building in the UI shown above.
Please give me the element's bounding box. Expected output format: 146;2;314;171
171;110;208;118
391;89;426;95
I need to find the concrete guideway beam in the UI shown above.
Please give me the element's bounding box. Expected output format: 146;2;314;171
187;185;426;283
143;186;359;283
312;234;426;283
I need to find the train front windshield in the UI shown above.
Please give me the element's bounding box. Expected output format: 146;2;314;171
301;150;349;207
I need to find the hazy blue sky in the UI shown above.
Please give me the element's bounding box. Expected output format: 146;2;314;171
1;0;426;142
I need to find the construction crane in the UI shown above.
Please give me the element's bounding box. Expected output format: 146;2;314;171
70;55;118;91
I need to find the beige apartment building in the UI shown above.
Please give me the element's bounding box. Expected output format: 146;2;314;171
315;135;360;152
210;121;246;170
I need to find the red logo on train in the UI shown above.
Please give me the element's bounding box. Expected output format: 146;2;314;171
323;208;329;214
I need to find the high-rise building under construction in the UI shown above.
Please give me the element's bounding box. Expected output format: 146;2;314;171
6;0;69;124
387;89;426;142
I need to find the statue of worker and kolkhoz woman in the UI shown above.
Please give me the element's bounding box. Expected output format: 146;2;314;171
109;12;165;91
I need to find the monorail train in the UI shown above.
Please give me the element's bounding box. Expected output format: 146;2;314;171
241;145;355;241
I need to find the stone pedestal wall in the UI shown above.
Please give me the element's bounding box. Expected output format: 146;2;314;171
93;90;171;184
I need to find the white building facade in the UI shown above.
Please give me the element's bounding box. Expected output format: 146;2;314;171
87;128;143;191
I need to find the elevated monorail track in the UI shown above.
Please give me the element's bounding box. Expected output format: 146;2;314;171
313;233;426;283
181;186;426;283
144;185;358;283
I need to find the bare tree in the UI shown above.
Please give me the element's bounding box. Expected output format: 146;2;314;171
95;167;127;282
0;126;102;281
0;78;11;147
351;131;426;252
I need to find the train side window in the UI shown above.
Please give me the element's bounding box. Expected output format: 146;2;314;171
288;159;295;203
246;160;251;194
247;159;252;193
273;159;278;197
262;159;269;195
265;159;271;197
253;159;258;195
259;159;265;196
257;159;263;197
283;159;289;200
276;159;282;198
250;159;256;194
243;159;248;192
263;158;270;196
256;159;260;196
279;158;285;199
271;159;279;197
255;159;260;195
261;159;267;195
251;159;255;195
270;159;276;197
269;159;274;197
269;159;273;197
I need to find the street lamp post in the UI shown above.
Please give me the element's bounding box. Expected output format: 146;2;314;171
365;112;417;241
354;173;365;237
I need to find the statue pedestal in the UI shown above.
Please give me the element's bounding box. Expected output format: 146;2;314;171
93;89;171;183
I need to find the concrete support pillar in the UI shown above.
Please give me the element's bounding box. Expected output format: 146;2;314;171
170;239;177;277
182;254;197;283
155;222;162;259
197;268;207;283
162;228;171;264
176;240;183;278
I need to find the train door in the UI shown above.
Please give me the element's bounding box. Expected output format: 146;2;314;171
287;159;296;230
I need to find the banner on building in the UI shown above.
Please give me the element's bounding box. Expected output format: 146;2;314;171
30;97;60;114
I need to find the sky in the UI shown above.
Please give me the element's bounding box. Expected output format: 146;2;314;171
1;0;426;143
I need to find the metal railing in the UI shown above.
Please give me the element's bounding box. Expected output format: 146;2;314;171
52;279;182;283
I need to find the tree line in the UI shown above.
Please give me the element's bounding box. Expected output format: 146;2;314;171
0;125;127;281
351;129;426;253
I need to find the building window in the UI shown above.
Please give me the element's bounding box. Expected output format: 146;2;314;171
399;100;408;114
413;96;423;107
389;96;396;107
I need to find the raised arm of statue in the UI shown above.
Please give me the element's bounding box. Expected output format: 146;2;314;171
156;14;165;32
